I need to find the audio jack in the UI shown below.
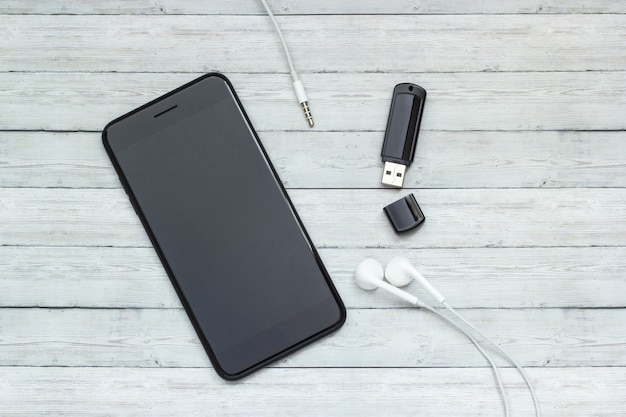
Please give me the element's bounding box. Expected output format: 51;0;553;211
294;80;314;127
260;0;315;128
301;102;314;127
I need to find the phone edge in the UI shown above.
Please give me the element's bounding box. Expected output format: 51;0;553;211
102;72;346;381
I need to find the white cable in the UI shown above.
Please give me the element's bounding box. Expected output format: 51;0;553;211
259;0;314;127
422;304;509;417
442;301;541;417
259;0;296;78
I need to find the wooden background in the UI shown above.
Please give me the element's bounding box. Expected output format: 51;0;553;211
1;1;625;416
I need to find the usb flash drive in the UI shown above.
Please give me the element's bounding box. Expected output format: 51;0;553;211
380;83;426;188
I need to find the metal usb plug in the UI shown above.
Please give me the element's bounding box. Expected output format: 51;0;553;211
381;161;407;187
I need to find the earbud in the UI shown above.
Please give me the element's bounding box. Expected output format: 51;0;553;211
355;259;421;305
385;257;446;304
357;257;540;416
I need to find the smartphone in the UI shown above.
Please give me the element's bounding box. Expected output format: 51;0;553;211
102;73;345;380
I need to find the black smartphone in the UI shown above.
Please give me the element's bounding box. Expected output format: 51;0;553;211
102;73;346;380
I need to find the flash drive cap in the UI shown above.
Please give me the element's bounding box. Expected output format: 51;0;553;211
383;193;425;233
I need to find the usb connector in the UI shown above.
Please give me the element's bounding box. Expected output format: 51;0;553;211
380;83;427;188
382;162;407;187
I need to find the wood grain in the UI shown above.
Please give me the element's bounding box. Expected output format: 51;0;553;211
2;15;625;73
2;72;625;132
1;188;624;248
2;0;626;15
0;307;623;368
0;366;621;417
1;6;624;416
1;246;624;309
2;131;625;189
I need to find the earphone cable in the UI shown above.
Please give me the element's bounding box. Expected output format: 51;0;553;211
442;301;541;417
422;304;510;417
259;0;296;78
259;0;314;127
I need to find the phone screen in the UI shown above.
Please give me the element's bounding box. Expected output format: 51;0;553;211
103;75;344;379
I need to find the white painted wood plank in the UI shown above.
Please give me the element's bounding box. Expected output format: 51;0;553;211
0;307;622;368
2;15;626;73
0;4;622;416
2;0;625;15
2;72;625;132
1;188;624;248
0;366;619;417
1;246;624;309
2;131;625;189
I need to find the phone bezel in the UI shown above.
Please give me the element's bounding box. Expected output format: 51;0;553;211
102;73;346;380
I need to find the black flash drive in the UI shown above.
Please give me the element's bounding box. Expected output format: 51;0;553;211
380;83;427;188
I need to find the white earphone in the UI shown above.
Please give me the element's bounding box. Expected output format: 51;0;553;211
354;257;541;417
385;257;446;304
355;258;422;306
